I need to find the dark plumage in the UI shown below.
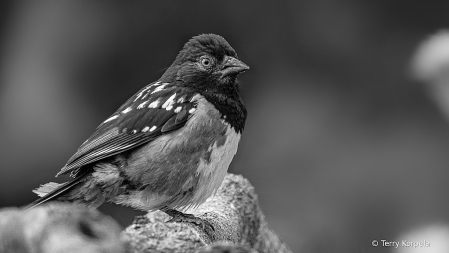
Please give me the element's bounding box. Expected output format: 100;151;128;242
29;34;249;231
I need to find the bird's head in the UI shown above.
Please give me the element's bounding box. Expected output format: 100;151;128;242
161;34;249;94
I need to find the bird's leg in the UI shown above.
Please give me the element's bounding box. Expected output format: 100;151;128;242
161;207;215;236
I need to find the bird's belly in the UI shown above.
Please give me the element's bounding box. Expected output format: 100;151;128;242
113;98;241;211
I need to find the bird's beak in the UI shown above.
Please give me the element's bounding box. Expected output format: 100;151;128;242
219;56;250;78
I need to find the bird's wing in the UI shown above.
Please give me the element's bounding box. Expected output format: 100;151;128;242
57;82;198;177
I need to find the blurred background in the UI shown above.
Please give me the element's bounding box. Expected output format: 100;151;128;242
1;0;449;252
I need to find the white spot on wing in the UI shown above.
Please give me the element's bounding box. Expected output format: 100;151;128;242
142;126;150;132
149;126;157;132
134;94;142;102
134;84;155;102
148;100;159;108
137;101;149;109
122;107;132;114
151;84;167;94
189;108;196;114
103;115;119;123
177;97;185;103
162;93;176;110
132;130;137;134
174;106;182;113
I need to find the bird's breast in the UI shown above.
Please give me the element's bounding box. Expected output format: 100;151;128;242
187;120;240;208
114;95;241;211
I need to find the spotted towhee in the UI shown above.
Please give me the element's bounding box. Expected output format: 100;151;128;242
28;34;249;229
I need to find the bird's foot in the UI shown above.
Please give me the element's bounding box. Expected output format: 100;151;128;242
162;209;215;236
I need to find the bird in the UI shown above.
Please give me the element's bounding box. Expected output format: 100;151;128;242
28;34;249;231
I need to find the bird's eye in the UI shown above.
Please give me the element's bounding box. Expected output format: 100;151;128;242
200;57;212;67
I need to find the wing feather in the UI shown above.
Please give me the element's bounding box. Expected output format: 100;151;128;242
57;83;197;177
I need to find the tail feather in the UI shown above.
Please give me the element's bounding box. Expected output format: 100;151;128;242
27;170;90;210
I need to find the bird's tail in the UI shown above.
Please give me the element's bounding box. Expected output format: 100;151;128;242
27;170;90;210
